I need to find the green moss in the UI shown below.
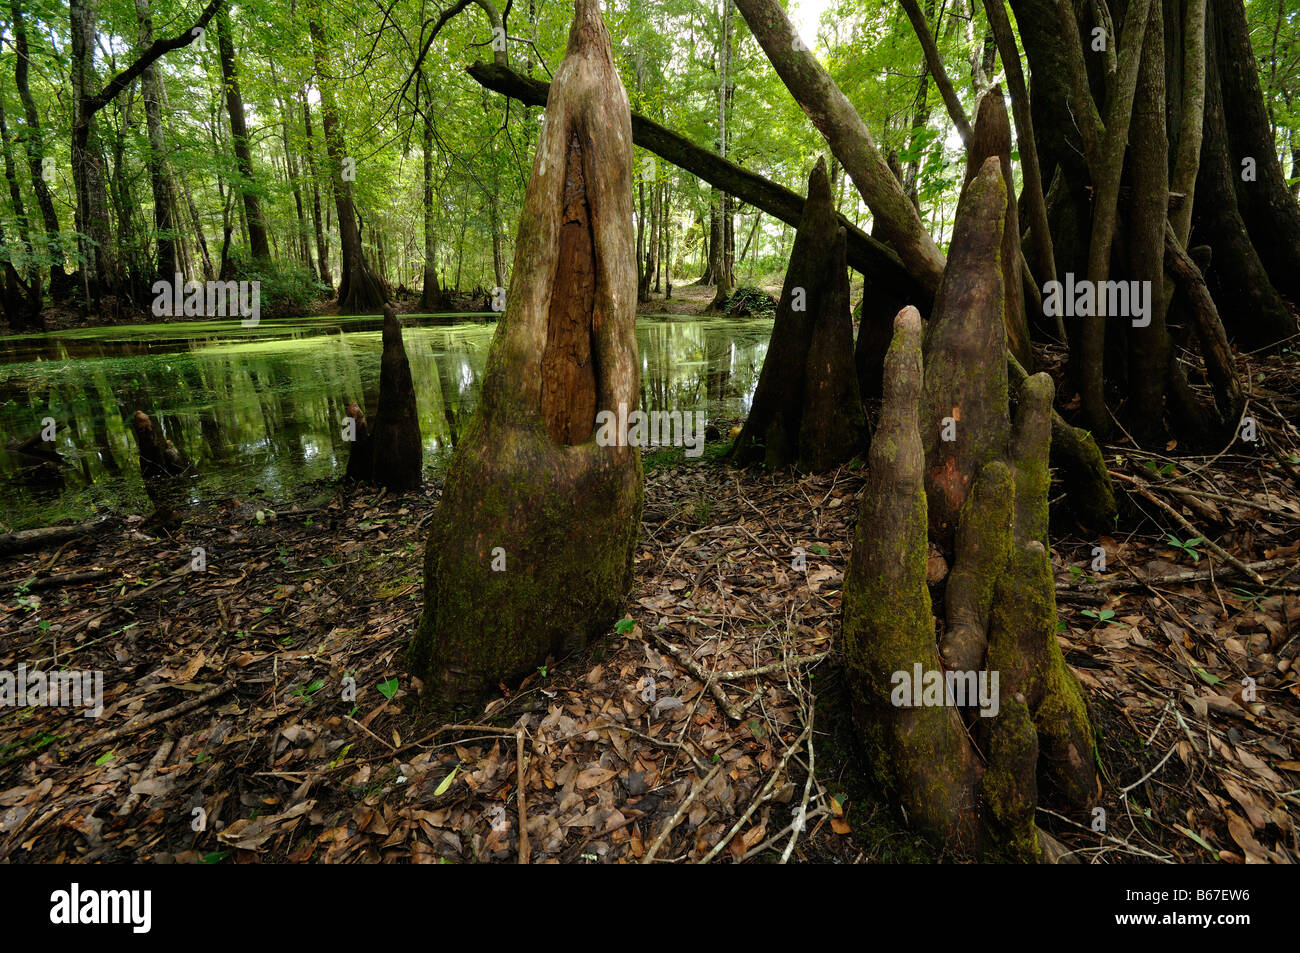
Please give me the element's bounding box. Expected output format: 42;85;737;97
942;461;1013;670
978;693;1042;862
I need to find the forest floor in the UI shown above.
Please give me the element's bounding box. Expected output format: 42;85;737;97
1;351;1299;864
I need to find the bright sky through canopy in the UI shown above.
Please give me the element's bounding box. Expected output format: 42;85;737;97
790;0;832;50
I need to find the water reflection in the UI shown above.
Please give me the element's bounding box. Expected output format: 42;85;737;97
0;315;770;529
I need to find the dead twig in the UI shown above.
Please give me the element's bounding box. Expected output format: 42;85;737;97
516;722;530;865
699;722;813;863
643;764;721;863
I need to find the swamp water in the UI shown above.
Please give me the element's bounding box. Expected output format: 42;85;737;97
0;314;771;530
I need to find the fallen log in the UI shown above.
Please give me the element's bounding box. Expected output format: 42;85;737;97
466;59;926;307
24;569;114;592
0;521;102;559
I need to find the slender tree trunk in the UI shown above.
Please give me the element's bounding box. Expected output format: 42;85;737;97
216;9;270;261
419;82;445;312
641;168;660;299
10;0;69;298
708;0;736;310
733;0;946;296
489;190;505;290
308;2;387;313
1125;0;1172;445
272;82;313;274
300;91;332;290
178;173;214;279
135;0;179;283
0;98;41;329
70;0;118;305
664;181;674;299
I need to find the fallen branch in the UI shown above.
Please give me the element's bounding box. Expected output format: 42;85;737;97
465;59;923;303
1117;474;1266;585
66;681;234;757
0;521;102;558
698;723;813;863
516;722;530;865
1056;557;1293;592
22;569;114;592
780;704;815;864
653;634;803;721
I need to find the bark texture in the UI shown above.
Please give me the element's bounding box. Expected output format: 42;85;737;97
730;158;867;471
409;0;642;714
842;162;1098;861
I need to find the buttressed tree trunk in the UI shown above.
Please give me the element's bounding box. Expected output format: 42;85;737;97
730;157;866;471
841;161;1098;861
409;0;642;714
345;305;423;491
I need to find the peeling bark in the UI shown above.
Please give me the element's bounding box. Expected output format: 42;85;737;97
409;0;642;714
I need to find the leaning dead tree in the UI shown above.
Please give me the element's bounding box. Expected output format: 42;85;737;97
842;162;1097;861
730;158;867;471
408;0;642;713
345;305;424;491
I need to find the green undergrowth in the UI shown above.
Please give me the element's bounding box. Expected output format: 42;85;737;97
642;439;732;470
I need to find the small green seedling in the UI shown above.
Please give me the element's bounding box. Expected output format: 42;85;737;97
1081;608;1117;625
1166;534;1203;562
291;678;325;703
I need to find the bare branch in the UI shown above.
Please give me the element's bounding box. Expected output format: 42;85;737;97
900;0;973;145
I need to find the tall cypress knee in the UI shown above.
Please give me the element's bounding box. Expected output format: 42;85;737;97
730;156;866;471
842;160;1097;861
408;0;642;714
346;305;423;491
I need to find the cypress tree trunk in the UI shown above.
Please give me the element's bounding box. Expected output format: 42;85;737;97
409;0;642;715
1214;0;1300;304
0;97;41;329
11;0;69;300
70;0;118;306
135;0;180;285
308;1;388;314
